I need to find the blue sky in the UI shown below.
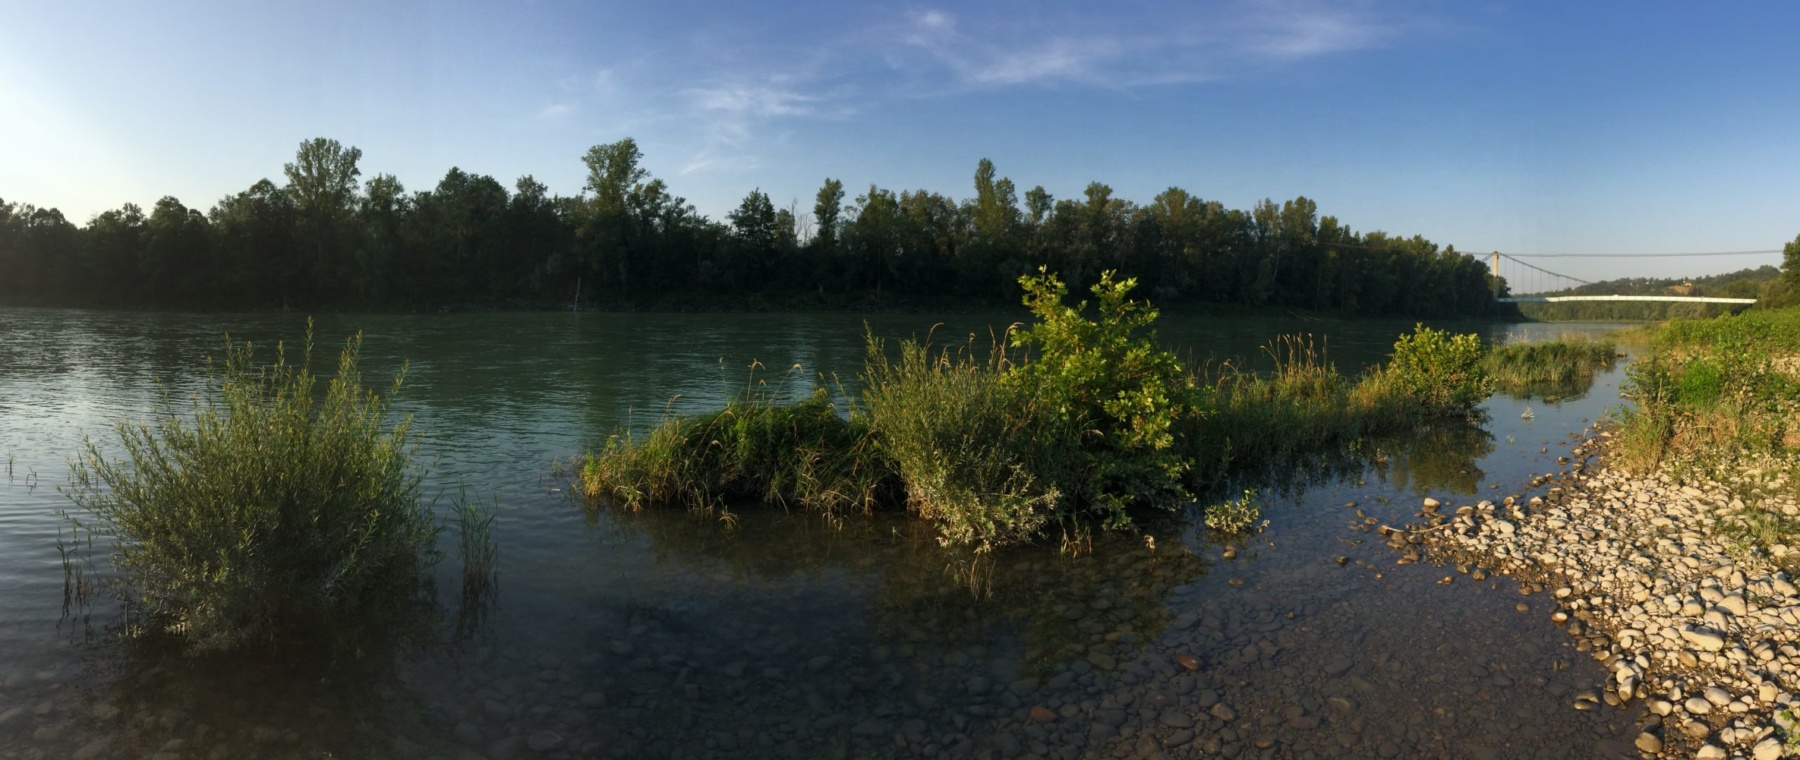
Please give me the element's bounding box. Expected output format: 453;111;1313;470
3;1;1795;281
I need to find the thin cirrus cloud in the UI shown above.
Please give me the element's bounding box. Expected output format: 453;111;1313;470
656;2;1407;174
677;81;854;175
889;2;1401;89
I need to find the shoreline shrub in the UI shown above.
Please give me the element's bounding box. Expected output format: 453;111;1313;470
65;326;439;657
1384;323;1493;415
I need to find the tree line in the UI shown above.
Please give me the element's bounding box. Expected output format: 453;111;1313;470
0;138;1514;315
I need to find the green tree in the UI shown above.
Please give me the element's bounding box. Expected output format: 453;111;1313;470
811;178;845;254
283;138;364;300
284;138;363;216
729;188;779;288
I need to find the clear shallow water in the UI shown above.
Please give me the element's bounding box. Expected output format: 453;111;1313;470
0;309;1644;759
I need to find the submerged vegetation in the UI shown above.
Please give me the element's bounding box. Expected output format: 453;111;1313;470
61;326;460;659
583;271;1498;552
1202;490;1265;537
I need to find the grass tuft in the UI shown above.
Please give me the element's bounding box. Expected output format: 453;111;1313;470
581;387;897;517
1482;334;1619;399
454;487;501;637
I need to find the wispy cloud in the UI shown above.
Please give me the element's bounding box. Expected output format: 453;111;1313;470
1236;2;1398;59
888;1;1404;90
677;82;829;175
559;2;1418;178
538;103;574;120
689;83;818;121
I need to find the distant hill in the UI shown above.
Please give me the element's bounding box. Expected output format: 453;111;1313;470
1517;265;1779;321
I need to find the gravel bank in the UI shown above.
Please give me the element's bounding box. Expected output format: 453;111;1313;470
1397;427;1800;759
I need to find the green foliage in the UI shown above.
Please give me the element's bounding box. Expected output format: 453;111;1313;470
581;388;895;517
1385;324;1494;414
1614;306;1800;474
862;334;1065;551
1481;335;1618;399
1006;269;1198;525
64;326;439;657
1203;490;1264;536
1;141;1505;316
581;272;1501;552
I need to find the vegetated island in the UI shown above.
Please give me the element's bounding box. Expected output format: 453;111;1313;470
1;138;1515;317
582;267;1512;553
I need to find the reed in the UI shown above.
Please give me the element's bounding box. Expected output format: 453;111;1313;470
1482;335;1619;399
454;487;501;636
861;331;1066;552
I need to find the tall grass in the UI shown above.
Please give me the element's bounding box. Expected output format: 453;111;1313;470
862;331;1067;551
1613;307;1800;475
62;325;440;658
581;387;897;517
1482;335;1619;399
453;488;501;638
1180;331;1487;489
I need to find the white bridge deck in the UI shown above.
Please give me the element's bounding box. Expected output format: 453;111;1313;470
1498;294;1757;304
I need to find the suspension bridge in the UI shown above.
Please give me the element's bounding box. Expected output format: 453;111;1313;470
1487;251;1762;305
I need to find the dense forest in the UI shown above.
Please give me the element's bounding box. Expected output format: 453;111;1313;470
0;138;1513;315
1517;265;1788;321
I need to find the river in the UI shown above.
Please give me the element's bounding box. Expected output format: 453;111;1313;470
0;308;1644;759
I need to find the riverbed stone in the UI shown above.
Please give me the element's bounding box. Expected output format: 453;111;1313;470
1682;627;1727;652
1754;737;1783;760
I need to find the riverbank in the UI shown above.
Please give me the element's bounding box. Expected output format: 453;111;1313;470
1397;427;1800;758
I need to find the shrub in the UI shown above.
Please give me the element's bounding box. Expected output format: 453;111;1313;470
1005;269;1199;526
581;388;895;517
65;327;439;657
1385;324;1493;414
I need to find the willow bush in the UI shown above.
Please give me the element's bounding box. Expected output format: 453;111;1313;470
65;327;439;657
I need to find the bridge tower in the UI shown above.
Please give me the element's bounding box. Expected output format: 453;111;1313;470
1490;252;1500;297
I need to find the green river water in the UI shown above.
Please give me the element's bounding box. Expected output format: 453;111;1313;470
0;309;1645;759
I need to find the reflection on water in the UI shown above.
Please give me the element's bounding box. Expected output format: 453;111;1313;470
0;309;1644;758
